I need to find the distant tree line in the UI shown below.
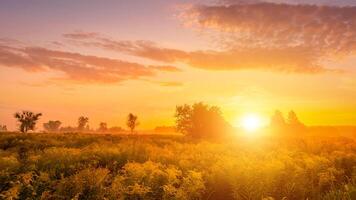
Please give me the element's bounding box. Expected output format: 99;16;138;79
9;111;139;134
174;103;307;138
6;104;306;137
270;110;306;133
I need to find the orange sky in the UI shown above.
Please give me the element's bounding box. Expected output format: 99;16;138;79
0;0;355;130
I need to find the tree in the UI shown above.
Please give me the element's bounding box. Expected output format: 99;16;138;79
287;111;301;125
78;116;89;131
14;111;42;133
98;122;108;132
287;110;305;130
175;102;231;139
270;110;286;131
108;126;123;133
43;120;62;132
126;113;139;134
59;126;77;133
0;125;7;132
175;104;192;135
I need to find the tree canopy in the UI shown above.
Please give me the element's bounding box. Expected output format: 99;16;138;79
127;113;139;134
43;120;62;132
14;111;42;133
78;116;89;131
175;102;231;139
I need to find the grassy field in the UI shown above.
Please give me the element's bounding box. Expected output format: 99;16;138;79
0;132;355;200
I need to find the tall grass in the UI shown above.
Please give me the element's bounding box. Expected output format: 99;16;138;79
0;132;355;200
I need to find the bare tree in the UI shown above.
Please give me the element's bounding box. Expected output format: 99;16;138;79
43;120;62;132
14;111;42;133
78;116;89;131
126;113;139;134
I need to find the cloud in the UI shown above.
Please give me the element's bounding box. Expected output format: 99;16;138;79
149;65;183;72
0;45;42;72
63;31;100;40
64;31;328;73
142;79;184;87
182;1;356;55
158;81;183;87
185;47;324;73
0;43;180;84
259;0;356;6
134;0;356;73
64;34;189;63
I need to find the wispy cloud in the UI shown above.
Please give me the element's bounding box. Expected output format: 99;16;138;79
63;33;189;63
64;31;328;73
146;80;184;87
63;31;100;40
0;42;180;84
158;81;183;87
149;65;183;72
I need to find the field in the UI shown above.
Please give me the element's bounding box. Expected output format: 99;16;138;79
0;132;355;200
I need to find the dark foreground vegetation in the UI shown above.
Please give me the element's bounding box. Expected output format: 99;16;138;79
0;132;355;200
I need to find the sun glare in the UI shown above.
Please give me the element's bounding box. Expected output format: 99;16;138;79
241;114;262;132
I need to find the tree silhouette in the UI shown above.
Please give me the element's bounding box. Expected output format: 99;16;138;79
287;110;306;131
0;125;7;132
126;113;139;134
175;102;231;139
175;104;192;135
14;111;42;133
43;120;62;132
98;122;108;132
78;116;89;131
287;111;299;124
270;110;286;132
270;110;306;134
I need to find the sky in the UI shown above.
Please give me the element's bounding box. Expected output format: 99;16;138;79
0;0;356;130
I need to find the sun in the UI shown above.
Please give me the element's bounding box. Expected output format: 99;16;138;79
240;114;262;132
